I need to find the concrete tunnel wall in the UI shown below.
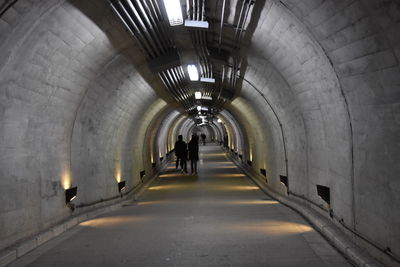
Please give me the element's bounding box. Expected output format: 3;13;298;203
0;0;399;265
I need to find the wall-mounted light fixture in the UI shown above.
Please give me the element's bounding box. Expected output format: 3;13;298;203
280;175;288;194
118;181;126;192
160;157;164;161
195;91;202;99
163;0;183;26
140;170;146;183
187;64;199;81
217;118;222;123
202;96;213;100
260;168;267;177
316;185;330;205
65;187;77;211
65;187;77;204
197;105;202;111
239;154;243;160
247;160;252;166
152;162;156;168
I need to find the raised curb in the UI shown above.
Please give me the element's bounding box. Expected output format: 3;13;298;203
227;152;384;267
0;157;172;267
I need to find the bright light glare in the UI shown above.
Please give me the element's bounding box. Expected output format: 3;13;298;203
217;118;222;123
197;106;202;111
195;91;202;99
164;0;183;26
184;20;209;28
187;64;199;81
200;77;215;83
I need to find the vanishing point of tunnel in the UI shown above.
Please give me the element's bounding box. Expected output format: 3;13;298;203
0;0;399;266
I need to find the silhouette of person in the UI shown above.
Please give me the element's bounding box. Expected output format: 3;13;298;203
188;134;199;174
201;133;206;145
174;135;187;173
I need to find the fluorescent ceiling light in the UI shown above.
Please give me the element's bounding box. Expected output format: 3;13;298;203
195;91;202;99
164;0;183;26
217;119;222;123
200;77;215;83
184;20;209;28
197;105;202;111
202;96;212;100
187;64;199;81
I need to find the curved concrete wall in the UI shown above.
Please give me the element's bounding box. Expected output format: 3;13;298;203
0;0;399;265
0;0;170;250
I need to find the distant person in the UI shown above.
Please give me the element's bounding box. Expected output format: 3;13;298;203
188;134;199;174
201;133;206;145
174;135;187;173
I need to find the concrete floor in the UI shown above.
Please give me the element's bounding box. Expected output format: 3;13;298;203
9;145;352;267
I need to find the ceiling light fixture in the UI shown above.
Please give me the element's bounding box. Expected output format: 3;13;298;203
187;64;199;81
184;20;209;28
197;105;202;111
163;0;183;26
200;77;215;83
195;91;202;99
217;118;222;123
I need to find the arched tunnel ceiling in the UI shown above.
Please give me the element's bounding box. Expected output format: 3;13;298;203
0;0;399;265
108;0;264;119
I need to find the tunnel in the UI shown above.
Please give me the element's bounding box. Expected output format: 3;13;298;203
0;0;399;266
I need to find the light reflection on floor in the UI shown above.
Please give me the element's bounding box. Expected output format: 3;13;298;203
134;199;279;207
226;221;313;235
79;216;149;228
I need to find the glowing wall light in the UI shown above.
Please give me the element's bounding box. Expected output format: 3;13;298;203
217;118;222;123
163;0;183;26
195;91;202;99
187;64;199;81
61;167;72;190
197;105;202;111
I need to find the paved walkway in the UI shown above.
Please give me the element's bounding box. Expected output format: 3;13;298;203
9;145;352;267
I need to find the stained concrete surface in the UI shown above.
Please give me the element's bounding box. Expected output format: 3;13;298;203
8;145;352;267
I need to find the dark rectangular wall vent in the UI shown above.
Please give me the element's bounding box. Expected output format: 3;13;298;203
118;181;126;192
280;175;288;187
316;185;330;205
260;168;266;177
239;154;243;159
160;157;164;161
151;162;156;168
247;160;252;166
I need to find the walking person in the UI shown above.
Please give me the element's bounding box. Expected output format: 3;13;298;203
188;134;199;174
201;133;206;145
174;135;187;173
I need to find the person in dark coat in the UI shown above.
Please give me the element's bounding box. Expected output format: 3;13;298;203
174;135;187;173
188;134;199;174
